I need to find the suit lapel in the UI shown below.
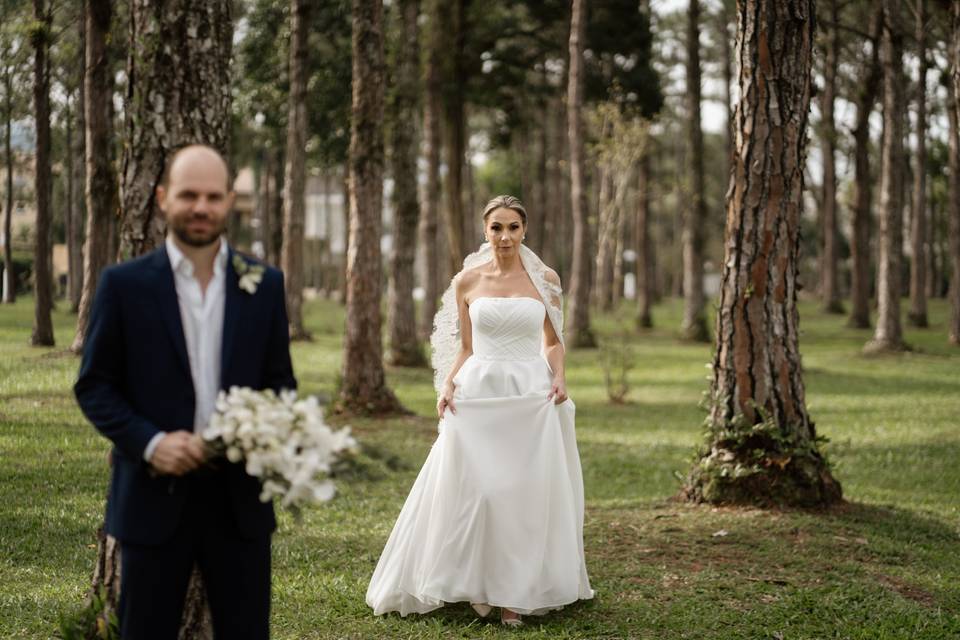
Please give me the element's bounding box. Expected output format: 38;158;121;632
151;247;192;378
221;248;240;377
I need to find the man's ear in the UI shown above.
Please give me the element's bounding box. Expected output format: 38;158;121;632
226;190;236;210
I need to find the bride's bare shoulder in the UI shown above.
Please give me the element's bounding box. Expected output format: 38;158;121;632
455;267;484;296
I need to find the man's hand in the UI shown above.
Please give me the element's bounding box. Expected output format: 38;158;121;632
149;431;206;476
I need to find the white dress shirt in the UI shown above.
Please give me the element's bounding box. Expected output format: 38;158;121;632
144;235;229;461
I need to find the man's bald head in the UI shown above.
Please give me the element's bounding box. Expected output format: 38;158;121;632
160;144;231;191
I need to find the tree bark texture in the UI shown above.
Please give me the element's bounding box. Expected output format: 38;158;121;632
908;0;928;328
72;0;117;353
819;0;842;314
866;0;906;353
340;0;403;414
636;153;653;328
281;0;311;341
69;13;87;314
2;64;14;304
118;0;232;258
66;91;85;312
418;24;441;340
950;4;960;344
847;5;882;329
681;0;708;342
386;0;425;367
31;0;55;346
438;0;468;273
565;0;595;348
684;0;842;507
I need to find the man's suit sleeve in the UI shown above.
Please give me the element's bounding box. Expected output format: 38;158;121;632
264;270;298;392
74;269;161;461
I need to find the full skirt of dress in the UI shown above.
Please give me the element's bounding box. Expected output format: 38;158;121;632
365;354;594;616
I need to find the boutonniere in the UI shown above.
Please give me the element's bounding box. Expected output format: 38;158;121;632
232;254;265;295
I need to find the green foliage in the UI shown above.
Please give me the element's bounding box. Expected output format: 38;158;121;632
57;589;118;640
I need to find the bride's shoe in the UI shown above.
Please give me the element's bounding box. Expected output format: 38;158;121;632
470;603;492;618
500;608;523;627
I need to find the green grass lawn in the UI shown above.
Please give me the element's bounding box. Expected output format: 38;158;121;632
1;295;958;639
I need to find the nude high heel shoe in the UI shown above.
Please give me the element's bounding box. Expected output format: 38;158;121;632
500;608;523;627
470;603;492;618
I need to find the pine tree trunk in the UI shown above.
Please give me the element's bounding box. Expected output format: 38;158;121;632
341;0;404;415
436;0;467;273
71;0;116;353
684;0;842;507
386;0;425;367
538;84;554;267
65;95;83;313
819;0;843;314
949;8;960;344
2;65;15;304
565;0;595;348
681;0;708;342
281;0;311;341
269;146;285;268
118;0;233;258
866;0;907;353
31;0;55;346
636;153;653;328
848;5;882;330
908;0;928;327
418;42;441;339
69;15;86;314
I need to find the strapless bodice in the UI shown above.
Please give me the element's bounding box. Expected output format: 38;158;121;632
468;297;545;361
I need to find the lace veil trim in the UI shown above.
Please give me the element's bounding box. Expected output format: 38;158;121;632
429;243;564;393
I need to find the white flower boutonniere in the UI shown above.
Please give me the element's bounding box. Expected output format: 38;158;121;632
233;254;266;295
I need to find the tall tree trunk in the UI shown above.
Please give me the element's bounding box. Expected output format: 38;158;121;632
866;0;907;353
281;0;311;341
636;152;653;328
565;0;595;348
269;146;285;267
31;0;55;346
848;5;883;329
65;93;83;312
684;0;841;507
437;0;467;273
819;0;843;314
69;11;86;313
118;0;233;258
908;0;928;327
418;12;441;339
681;0;708;342
538;82;555;267
720;0;734;170
949;11;960;344
386;0;425;366
612;185;628;309
340;0;403;414
72;0;116;353
2;65;14;304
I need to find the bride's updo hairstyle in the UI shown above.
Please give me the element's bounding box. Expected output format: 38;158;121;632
482;195;527;226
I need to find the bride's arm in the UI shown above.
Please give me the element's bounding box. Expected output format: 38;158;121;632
437;276;474;417
542;270;568;404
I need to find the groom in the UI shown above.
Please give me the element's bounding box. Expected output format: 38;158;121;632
75;144;296;639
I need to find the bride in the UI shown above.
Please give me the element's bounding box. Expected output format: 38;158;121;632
365;195;593;626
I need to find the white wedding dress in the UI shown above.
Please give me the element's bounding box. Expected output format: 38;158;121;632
366;296;593;616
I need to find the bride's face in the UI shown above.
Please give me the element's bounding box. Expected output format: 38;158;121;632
485;208;526;257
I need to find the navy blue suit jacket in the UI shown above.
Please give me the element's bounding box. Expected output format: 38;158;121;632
75;245;297;545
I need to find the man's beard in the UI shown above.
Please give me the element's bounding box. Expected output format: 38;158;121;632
170;216;226;248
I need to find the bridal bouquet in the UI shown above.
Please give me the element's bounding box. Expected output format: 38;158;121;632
202;386;357;513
